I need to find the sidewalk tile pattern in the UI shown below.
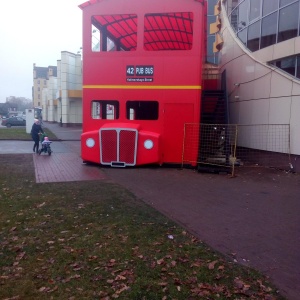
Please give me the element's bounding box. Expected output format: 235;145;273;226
33;152;106;183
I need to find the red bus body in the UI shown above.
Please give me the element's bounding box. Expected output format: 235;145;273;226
80;0;206;167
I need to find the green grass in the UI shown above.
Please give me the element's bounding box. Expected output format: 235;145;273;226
0;127;58;140
0;154;285;300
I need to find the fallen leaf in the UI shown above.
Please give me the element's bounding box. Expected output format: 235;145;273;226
208;260;218;270
234;277;245;289
158;282;168;286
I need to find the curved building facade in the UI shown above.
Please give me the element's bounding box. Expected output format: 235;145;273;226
218;0;300;171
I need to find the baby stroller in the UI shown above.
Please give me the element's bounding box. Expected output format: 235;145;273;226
38;134;52;156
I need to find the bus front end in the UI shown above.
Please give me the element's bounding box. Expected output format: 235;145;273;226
81;123;161;167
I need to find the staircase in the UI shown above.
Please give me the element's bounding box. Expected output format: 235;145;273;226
201;89;228;124
198;71;231;172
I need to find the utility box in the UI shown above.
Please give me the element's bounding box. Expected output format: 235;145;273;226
26;109;35;134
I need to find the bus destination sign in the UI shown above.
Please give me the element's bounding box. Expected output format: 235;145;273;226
126;65;154;82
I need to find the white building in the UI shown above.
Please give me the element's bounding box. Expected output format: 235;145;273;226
42;51;82;127
216;0;300;172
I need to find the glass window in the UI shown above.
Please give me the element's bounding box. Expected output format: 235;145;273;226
91;26;100;52
250;0;262;21
247;20;261;51
144;12;193;51
261;12;278;48
91;14;137;52
280;0;297;7
91;100;119;120
275;57;296;76
207;35;217;64
263;0;279;16
296;56;300;79
126;101;159;120
230;8;238;32
278;2;299;42
231;0;240;11
238;0;249;29
296;56;300;78
238;28;247;45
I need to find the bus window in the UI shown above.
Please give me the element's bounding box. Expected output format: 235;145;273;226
126;101;159;120
144;12;193;51
91;25;100;52
91;100;119;120
91;14;137;52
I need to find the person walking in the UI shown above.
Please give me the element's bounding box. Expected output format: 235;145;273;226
31;119;44;153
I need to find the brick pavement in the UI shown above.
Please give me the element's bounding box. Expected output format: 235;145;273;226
33;152;106;183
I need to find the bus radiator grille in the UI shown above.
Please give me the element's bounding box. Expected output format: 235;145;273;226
100;128;138;166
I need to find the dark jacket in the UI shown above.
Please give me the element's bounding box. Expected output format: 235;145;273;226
31;123;44;139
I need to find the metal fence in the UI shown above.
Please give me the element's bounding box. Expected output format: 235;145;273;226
182;123;291;175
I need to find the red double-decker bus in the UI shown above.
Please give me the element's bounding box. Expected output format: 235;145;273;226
79;0;207;167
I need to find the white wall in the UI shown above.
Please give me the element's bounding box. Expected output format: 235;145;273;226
60;51;82;125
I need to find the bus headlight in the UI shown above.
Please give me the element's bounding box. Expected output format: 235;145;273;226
86;138;95;148
144;139;154;150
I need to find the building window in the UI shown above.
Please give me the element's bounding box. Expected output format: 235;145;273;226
270;55;297;77
126;101;159;120
280;0;297;7
143;12;193;51
277;57;296;76
249;0;262;22
263;0;279;16
278;2;299;42
296;56;300;78
238;0;249;29
91;14;137;52
228;0;300;51
247;20;261;51
261;12;278;48
91;100;119;119
238;28;247;46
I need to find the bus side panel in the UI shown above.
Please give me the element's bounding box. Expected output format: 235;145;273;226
81;130;101;163
163;103;195;164
136;131;161;165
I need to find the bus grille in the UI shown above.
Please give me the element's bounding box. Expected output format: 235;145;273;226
100;128;138;167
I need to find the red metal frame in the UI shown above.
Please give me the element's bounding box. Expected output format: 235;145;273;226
79;0;207;167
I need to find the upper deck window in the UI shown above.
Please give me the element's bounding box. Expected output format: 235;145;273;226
144;12;194;51
91;14;137;51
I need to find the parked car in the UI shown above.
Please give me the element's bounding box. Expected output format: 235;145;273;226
1;116;26;127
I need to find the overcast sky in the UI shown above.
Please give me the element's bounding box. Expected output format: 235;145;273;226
0;0;84;103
